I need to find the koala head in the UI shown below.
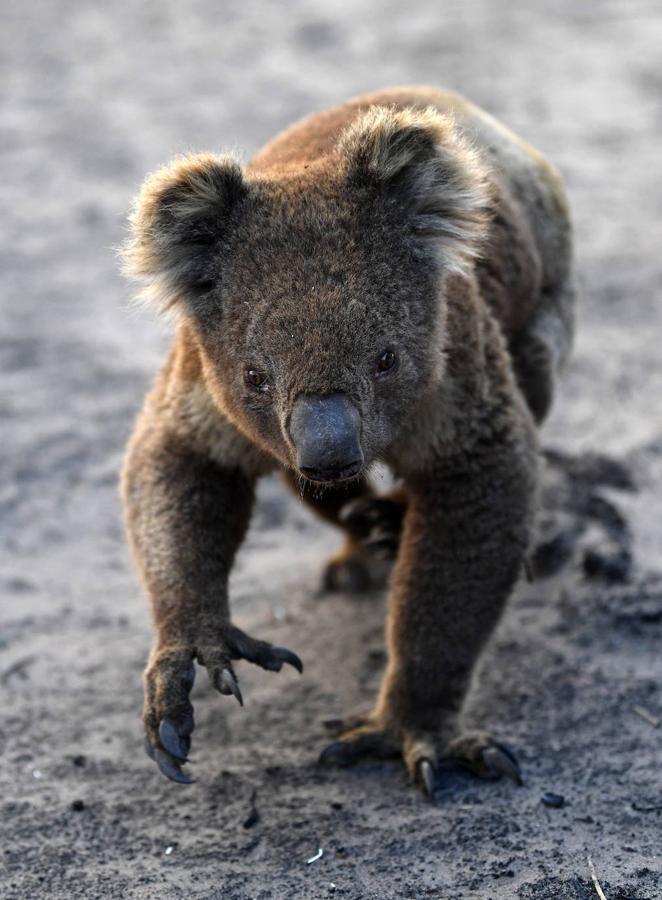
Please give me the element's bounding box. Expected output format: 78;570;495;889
124;106;491;483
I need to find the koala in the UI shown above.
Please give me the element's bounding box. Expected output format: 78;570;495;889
121;86;575;795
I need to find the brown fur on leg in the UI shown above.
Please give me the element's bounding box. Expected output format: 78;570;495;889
122;351;301;782
321;284;539;788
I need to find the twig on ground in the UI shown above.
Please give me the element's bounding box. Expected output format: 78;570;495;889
587;856;607;900
632;705;660;728
632;800;662;812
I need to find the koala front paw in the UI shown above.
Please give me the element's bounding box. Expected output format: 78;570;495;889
143;625;303;783
318;715;522;799
318;713;435;794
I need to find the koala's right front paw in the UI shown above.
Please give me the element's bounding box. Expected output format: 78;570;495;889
143;626;303;784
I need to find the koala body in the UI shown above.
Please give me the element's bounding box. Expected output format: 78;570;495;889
122;87;575;791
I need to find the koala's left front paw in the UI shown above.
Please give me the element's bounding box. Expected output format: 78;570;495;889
318;716;522;799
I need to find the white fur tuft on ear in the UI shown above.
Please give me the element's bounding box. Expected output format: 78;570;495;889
122;153;247;313
337;106;493;275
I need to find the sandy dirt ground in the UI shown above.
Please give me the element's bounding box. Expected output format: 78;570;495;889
2;1;662;897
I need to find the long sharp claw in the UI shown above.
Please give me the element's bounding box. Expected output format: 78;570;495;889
273;647;303;674
155;747;194;784
482;745;523;785
219;668;244;706
418;759;436;799
228;626;303;674
159;718;189;761
144;737;156;761
318;740;354;768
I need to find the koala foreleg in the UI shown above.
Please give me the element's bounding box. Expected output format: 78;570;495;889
123;425;302;783
320;407;538;797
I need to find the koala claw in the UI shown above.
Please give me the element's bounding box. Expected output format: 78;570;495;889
226;625;303;674
145;732;194;785
447;731;523;786
145;714;194;784
318;721;399;767
318;740;355;767
217;668;244;706
417;758;436;799
481;744;523;785
319;720;440;800
154;746;194;784
267;646;303;674
158;718;190;761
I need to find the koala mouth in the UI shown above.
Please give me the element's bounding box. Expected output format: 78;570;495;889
299;460;364;485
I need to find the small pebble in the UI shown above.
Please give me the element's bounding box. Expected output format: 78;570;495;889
541;791;565;808
164;846;174;856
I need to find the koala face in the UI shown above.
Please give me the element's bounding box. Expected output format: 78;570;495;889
124;107;491;483
189;177;447;482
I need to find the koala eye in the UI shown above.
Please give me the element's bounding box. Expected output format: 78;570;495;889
374;349;397;378
245;368;269;392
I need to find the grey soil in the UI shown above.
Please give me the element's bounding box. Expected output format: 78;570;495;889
2;1;662;897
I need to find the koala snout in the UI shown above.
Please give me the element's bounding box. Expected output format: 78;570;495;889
289;392;364;483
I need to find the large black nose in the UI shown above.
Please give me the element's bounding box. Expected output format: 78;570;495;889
289;393;363;483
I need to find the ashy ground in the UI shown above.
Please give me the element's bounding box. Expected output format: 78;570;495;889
1;1;661;897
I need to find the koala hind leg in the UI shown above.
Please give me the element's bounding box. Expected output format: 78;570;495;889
280;470;407;593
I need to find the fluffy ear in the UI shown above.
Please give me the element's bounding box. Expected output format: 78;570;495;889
122;154;247;312
337;106;493;274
